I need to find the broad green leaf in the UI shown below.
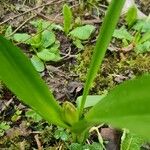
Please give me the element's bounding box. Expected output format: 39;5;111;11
37;49;58;61
76;95;106;109
13;33;31;43
70;25;95;40
0;36;68;128
125;6;137;27
79;0;125;115
121;130;144;150
85;75;150;139
113;26;133;41
31;55;45;72
63;4;73;34
41;30;56;48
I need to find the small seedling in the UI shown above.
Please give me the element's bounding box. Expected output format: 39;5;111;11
11;108;22;122
54;127;69;141
5;20;61;72
63;4;73;34
25;109;42;122
0;122;10;137
113;16;150;53
62;4;96;50
125;5;137;27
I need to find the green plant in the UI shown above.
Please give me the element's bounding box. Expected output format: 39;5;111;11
113;15;150;53
125;5;137;27
0;122;10;137
5;20;62;72
62;4;95;50
69;25;96;49
1;0;150;146
63;4;73;34
54;127;69;141
11;108;22;122
25;109;43;122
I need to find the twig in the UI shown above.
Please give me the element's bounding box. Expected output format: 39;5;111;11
46;65;66;77
6;1;45;38
34;134;42;150
60;47;77;61
0;0;63;25
36;12;101;24
16;13;61;45
6;15;36;38
1;96;15;112
35;12;63;24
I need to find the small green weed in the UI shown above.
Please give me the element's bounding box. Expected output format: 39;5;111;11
11;108;22;122
54;127;69;141
113;15;150;53
0;122;10;137
63;4;96;50
5;20;62;72
25;109;42;122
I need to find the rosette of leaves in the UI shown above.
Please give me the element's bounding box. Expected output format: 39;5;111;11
5;20;62;72
62;4;96;50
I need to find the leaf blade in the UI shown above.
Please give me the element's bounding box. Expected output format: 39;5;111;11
70;25;95;40
85;75;150;139
63;4;72;34
0;36;68;128
79;0;126;116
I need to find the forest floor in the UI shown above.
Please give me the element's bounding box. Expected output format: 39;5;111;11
0;0;150;149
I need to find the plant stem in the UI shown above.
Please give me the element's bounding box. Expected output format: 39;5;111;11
79;0;126;117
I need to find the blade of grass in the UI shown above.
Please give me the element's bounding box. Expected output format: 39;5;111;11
79;0;126;116
0;36;68;128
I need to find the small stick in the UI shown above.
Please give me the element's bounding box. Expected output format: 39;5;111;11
1;96;15;112
0;0;64;25
34;134;42;150
15;13;61;45
6;15;36;38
